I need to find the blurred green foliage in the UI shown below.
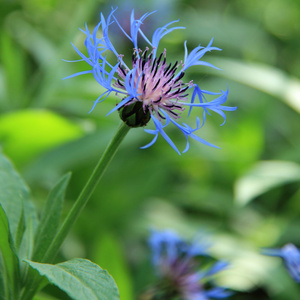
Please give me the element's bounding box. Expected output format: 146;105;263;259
0;0;300;299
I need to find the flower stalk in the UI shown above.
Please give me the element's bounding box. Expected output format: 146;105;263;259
44;121;130;262
21;121;130;300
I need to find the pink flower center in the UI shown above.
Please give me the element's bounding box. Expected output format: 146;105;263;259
114;48;192;120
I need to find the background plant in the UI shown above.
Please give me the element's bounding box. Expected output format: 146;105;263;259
0;0;300;299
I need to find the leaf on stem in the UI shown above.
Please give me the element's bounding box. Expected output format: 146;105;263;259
25;258;120;300
0;151;38;245
32;173;71;262
0;204;20;300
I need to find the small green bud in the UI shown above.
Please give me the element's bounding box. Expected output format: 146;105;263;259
118;101;151;128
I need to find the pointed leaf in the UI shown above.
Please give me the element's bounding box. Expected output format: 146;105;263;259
0;204;20;299
14;208;25;253
0;151;38;244
25;258;120;300
33;173;71;262
19;218;34;278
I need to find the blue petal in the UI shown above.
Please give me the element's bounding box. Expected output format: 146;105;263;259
183;38;222;72
169;118;220;152
152;20;185;58
185;86;236;126
106;95;133;116
100;7;119;57
62;70;93;80
151;115;181;155
205;287;233;299
205;261;229;277
70;42;93;66
263;243;300;283
192;61;221;70
61;58;85;63
88;91;110;113
148;229;183;268
140;133;158;149
130;10;155;50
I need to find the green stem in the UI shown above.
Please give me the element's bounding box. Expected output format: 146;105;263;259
45;122;130;262
21;122;130;300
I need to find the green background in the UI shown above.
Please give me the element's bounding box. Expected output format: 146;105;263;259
0;0;300;299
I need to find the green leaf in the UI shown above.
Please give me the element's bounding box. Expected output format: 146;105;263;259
33;173;71;262
208;57;300;114
19;218;34;279
235;161;300;205
15;208;26;253
0;110;83;166
0;252;7;300
0;150;38;244
25;258;120;300
22;173;71;297
0;204;20;300
93;233;133;300
0;152;37;240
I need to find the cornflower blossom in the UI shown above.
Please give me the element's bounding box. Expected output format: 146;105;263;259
64;8;237;154
147;229;232;299
263;243;300;283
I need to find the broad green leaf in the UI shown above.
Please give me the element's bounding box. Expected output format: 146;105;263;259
235;161;300;205
0;110;83;166
93;233;133;300
25;258;120;300
0;150;37;245
209;57;300;114
0;204;20;300
33;173;71;262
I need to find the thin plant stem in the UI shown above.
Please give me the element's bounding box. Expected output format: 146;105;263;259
21;122;130;300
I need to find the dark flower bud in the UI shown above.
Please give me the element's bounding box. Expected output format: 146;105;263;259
119;101;151;128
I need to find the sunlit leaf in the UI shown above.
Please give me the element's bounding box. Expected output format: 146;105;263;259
235;161;300;205
25;258;120;300
0;109;83;166
209;57;300;113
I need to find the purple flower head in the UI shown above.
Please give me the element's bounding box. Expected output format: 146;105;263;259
148;229;232;299
64;7;237;154
262;243;300;283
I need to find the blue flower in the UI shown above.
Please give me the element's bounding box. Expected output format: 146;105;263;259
262;243;300;283
148;229;232;299
64;7;237;154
